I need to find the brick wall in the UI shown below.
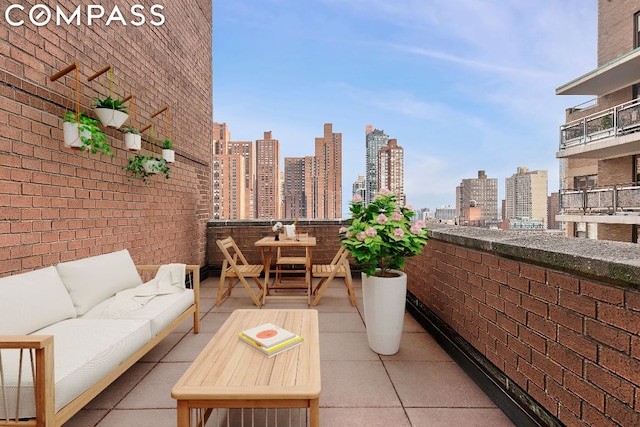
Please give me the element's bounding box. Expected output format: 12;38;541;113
599;156;633;186
406;225;640;427
0;1;213;276
598;223;632;242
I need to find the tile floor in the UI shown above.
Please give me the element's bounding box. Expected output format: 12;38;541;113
62;277;515;427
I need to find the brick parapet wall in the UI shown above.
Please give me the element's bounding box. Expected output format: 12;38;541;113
406;224;640;427
0;2;213;276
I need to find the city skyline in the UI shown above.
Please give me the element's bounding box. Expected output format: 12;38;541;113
213;1;597;213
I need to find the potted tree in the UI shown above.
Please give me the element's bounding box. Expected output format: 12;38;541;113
123;126;142;151
339;189;428;355
123;154;170;183
162;138;175;163
62;111;114;157
93;96;129;128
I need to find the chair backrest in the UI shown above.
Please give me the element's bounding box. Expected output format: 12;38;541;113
217;237;250;268
330;246;346;266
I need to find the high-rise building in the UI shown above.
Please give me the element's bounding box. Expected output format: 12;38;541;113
365;126;390;204
504;167;548;228
352;175;366;201
548;192;561;230
255;131;280;219
556;2;640;242
213;123;230;155
211;154;245;219
314;123;342;219
377;139;405;206
457;170;499;227
227;141;255;219
283;157;308;219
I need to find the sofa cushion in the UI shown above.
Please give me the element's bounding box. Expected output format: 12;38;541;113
56;249;143;315
0;318;151;418
83;288;195;336
0;266;76;334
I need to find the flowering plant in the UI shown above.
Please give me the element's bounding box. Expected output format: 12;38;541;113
272;221;283;233
339;189;428;277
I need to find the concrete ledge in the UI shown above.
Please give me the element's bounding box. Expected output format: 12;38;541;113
427;223;640;289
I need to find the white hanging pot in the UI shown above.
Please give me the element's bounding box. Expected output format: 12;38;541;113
361;269;407;355
94;108;128;129
142;159;160;174
162;149;175;163
124;133;141;151
63;122;89;149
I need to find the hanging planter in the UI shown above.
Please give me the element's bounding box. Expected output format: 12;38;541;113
61;111;114;157
123;126;142;151
162;138;175;163
124;154;170;183
93;96;129;128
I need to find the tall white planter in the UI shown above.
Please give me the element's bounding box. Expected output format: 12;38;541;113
162;149;175;163
361;270;407;355
124;133;141;151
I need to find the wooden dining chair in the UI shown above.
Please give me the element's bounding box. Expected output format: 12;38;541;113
216;237;264;307
275;233;310;287
311;246;356;306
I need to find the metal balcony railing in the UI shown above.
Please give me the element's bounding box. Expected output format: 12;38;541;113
560;185;640;213
559;98;640;150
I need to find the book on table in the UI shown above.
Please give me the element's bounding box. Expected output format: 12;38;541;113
238;322;303;357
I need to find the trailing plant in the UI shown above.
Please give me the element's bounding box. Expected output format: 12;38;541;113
93;96;128;113
162;138;173;149
123;154;170;183
62;111;114;157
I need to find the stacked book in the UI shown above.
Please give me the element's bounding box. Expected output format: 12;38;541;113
238;322;303;358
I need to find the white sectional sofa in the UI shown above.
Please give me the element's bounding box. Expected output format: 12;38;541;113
0;249;200;427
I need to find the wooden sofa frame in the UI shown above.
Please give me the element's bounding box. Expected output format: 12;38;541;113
0;265;200;427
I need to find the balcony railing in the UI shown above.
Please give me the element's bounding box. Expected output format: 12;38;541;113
560;184;640;213
559;98;640;150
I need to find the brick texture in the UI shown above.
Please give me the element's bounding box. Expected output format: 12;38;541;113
405;236;640;427
1;1;213;275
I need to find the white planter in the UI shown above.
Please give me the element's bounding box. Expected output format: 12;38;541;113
63;122;90;149
124;133;141;151
94;108;128;129
143;160;160;174
361;270;407;355
162;149;175;163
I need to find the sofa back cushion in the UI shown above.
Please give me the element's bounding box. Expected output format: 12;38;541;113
56;249;143;316
0;266;77;334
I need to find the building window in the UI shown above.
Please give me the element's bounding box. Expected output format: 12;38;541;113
636;11;640;48
573;174;597;189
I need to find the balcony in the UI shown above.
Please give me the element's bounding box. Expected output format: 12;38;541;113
557;98;640;159
558;185;640;224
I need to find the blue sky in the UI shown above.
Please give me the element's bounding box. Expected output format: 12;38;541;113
213;0;598;213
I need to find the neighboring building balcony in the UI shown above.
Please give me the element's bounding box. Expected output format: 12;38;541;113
557;98;640;159
558;184;640;224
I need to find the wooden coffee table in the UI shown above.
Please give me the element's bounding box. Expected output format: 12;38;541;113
172;309;321;427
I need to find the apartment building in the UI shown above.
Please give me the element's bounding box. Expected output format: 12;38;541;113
352;174;366;201
378;139;406;206
364;126;390;204
283;157;308;219
504;167;548;228
556;0;640;242
314;123;342;219
255;131;280;219
456;170;499;227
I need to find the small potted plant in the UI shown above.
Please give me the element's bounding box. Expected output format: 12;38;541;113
162;138;175;163
123;154;170;183
123;126;141;152
93;96;129;128
62;111;114;157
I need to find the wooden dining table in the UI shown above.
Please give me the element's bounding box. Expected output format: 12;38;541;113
255;235;317;305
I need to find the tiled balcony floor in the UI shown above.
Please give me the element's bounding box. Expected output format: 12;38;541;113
62;277;515;427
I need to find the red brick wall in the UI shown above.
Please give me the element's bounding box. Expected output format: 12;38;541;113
407;236;640;427
0;1;213;276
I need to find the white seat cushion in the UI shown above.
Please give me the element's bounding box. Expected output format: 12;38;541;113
0;318;151;419
0;266;76;334
83;289;194;336
56;249;143;315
